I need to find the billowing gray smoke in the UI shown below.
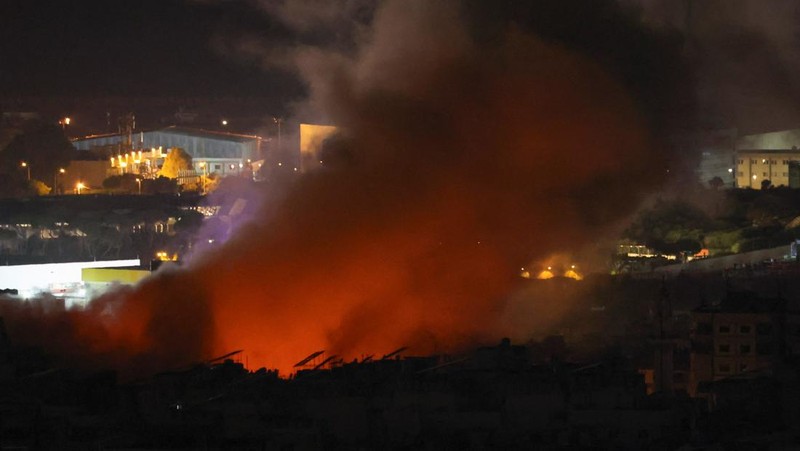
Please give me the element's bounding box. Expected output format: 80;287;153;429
629;0;800;132
0;0;689;377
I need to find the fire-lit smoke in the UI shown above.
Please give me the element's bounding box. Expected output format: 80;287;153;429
0;0;685;377
628;0;800;132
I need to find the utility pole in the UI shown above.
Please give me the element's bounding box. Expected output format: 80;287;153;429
20;162;30;180
273;117;283;153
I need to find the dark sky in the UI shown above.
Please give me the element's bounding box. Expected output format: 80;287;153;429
3;0;800;134
0;0;297;99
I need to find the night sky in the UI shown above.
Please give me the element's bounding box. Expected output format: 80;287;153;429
3;0;800;133
0;0;298;99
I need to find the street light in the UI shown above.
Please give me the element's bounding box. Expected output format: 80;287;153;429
53;168;65;195
20;161;30;180
76;182;85;195
136;178;142;195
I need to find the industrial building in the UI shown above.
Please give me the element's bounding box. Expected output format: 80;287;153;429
72;126;267;181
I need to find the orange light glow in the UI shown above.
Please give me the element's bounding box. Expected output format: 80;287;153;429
0;7;661;380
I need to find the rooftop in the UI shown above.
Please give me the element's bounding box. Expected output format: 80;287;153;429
73;125;265;144
694;290;785;314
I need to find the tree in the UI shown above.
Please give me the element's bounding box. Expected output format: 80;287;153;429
708;176;725;190
173;210;204;235
158;147;192;179
102;174;139;193
0;121;75;181
143;176;178;194
29;179;51;196
761;179;772;190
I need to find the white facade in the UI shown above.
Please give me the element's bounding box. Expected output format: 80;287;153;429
0;259;140;306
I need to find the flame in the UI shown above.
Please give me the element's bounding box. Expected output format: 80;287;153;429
0;1;667;378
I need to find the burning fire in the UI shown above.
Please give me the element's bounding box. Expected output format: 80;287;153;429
0;1;669;378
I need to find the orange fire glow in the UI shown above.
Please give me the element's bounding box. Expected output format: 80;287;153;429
0;1;666;378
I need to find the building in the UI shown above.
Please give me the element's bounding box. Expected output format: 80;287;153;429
735;128;800;189
689;292;795;396
734;150;800;189
0;259;142;306
72;126;266;179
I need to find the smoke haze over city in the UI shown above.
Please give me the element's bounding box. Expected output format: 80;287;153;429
1;0;698;376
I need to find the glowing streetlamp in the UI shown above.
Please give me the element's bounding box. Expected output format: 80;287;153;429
20;161;30;180
76;182;85;195
53;168;65;195
221;119;228;126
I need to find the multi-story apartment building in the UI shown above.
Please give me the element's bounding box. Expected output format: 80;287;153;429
734;128;800;189
734;150;800;189
689;292;796;396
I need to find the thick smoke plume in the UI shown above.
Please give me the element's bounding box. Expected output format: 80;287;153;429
629;0;800;132
1;0;684;377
